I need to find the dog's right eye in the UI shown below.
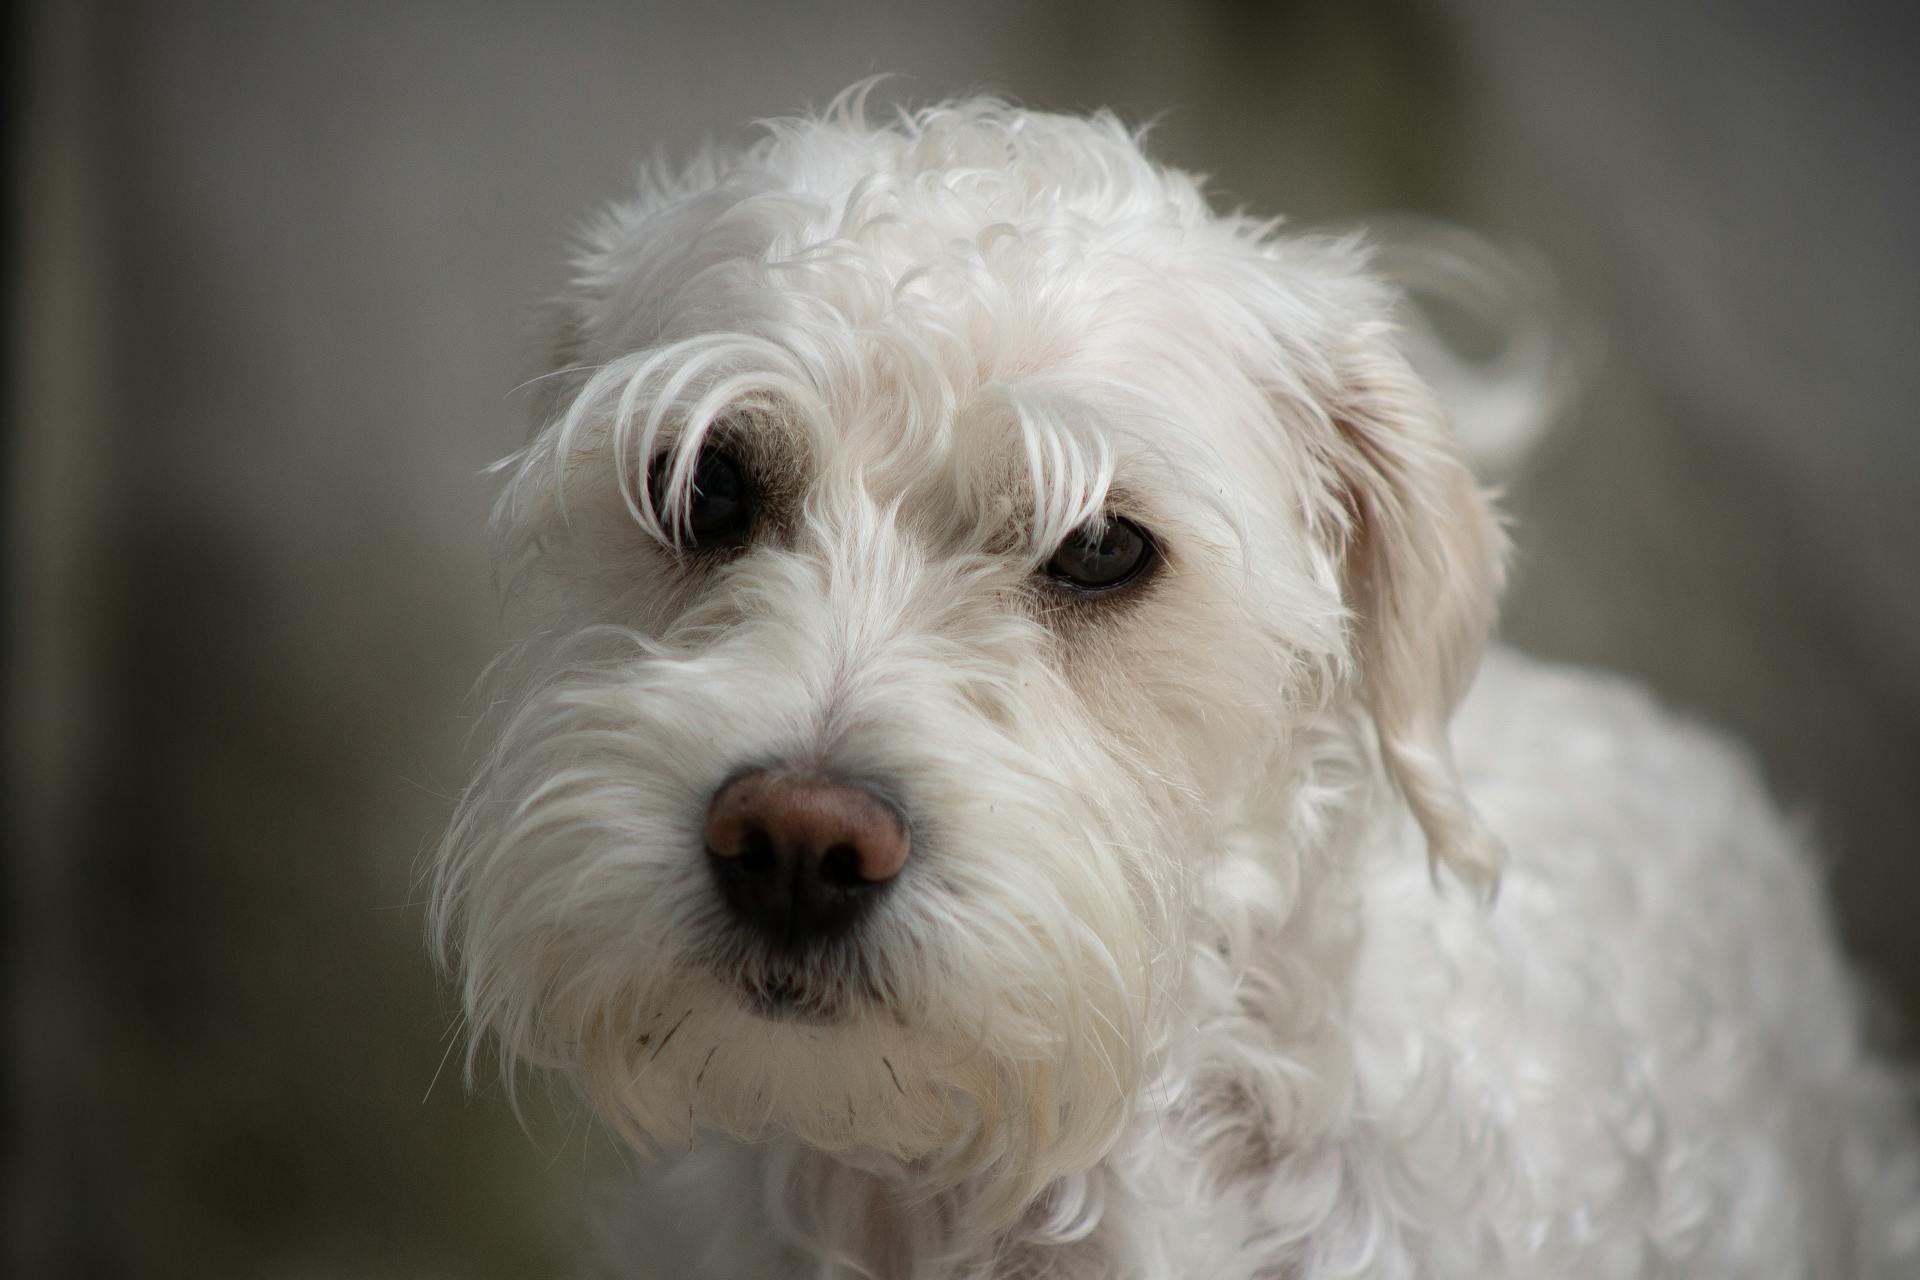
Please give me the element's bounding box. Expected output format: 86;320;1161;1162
649;446;755;547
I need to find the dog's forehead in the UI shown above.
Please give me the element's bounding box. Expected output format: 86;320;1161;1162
568;107;1363;540
662;187;1270;461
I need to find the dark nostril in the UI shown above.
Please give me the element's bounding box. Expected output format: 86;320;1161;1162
818;843;863;888
738;825;775;875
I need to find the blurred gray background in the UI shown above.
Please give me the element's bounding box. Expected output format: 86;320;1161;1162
8;1;1917;1276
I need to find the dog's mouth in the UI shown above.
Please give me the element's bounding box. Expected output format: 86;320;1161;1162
738;970;844;1023
713;943;892;1026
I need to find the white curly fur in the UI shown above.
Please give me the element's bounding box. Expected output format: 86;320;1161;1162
431;87;1920;1278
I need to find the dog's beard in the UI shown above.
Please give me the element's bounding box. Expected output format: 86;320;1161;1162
687;917;895;1023
435;611;1192;1216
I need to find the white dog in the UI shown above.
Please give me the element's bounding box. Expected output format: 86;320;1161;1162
431;90;1920;1278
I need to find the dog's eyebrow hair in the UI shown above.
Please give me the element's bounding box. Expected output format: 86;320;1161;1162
646;401;793;466
1012;482;1159;549
1098;484;1155;526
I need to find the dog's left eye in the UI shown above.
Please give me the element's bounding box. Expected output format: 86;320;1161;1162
1043;515;1157;592
649;446;754;547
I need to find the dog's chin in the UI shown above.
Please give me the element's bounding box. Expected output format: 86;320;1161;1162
736;971;848;1024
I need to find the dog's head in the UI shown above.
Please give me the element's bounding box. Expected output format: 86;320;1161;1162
433;94;1502;1212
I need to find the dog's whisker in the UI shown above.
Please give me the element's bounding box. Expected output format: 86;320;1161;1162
647;1010;692;1062
506;361;610;399
419;1015;467;1106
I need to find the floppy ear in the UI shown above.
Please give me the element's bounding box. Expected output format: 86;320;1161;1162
1323;333;1508;897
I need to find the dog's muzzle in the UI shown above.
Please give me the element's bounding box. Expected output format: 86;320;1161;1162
703;769;909;949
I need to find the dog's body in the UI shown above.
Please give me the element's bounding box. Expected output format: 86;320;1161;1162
434;92;1920;1277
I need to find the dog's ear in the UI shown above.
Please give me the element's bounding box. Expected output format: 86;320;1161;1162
1322;332;1507;897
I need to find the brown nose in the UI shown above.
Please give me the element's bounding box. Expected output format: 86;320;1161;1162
703;770;909;947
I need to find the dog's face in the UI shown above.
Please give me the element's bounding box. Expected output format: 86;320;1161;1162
434;99;1502;1206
